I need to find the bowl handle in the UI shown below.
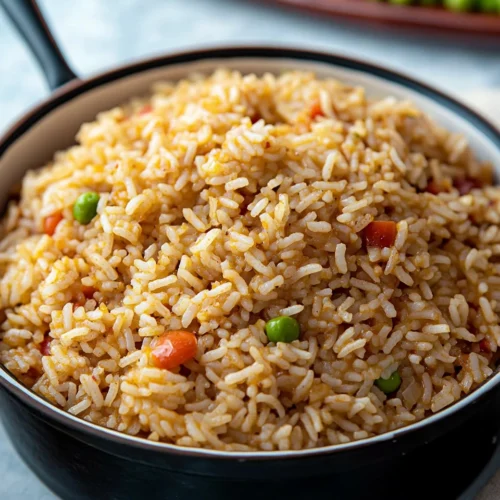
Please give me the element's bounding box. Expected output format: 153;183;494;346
0;0;77;90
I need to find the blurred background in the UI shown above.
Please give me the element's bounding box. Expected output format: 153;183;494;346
0;0;499;498
0;0;499;133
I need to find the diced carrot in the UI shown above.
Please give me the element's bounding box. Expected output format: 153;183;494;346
40;336;51;356
454;177;481;196
43;211;63;236
310;102;324;120
139;104;153;115
151;330;197;370
363;221;397;249
82;285;96;299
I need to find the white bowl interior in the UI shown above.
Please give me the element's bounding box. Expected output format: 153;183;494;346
1;56;499;211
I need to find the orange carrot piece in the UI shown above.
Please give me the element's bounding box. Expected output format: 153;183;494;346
139;104;153;115
43;212;63;236
151;330;197;370
310;102;324;120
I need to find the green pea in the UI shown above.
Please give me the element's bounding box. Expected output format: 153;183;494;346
375;371;402;394
265;316;300;343
73;192;100;224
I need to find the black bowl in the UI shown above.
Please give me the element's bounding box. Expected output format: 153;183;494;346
1;2;500;499
2;378;500;500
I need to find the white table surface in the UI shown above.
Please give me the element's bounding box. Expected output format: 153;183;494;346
0;0;499;498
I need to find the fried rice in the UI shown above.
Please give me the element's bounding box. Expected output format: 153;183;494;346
0;70;499;451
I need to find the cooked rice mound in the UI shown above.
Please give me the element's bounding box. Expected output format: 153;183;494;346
1;70;499;451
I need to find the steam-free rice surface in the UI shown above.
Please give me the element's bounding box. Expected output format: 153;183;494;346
0;70;499;451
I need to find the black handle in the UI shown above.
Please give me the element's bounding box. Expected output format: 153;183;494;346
0;0;77;90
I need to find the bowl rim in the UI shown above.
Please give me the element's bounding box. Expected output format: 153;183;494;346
1;44;499;460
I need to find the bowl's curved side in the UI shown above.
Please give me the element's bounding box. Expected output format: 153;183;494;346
0;46;500;461
2;368;500;495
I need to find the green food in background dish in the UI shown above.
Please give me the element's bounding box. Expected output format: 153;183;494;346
478;0;500;12
372;0;500;12
444;0;474;11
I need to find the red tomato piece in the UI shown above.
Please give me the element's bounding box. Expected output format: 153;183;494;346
151;330;197;370
363;221;397;249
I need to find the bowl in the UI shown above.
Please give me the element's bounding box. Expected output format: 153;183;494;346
1;2;500;499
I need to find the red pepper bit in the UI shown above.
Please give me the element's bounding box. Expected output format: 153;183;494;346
479;339;491;353
454;177;482;196
363;221;397;249
40;336;51;356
